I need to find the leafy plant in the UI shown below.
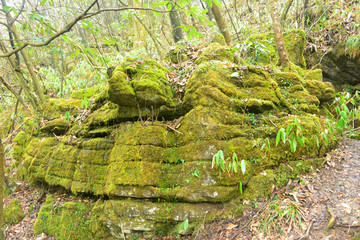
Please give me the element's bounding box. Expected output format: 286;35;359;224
81;98;91;109
212;150;241;177
212;150;247;194
178;219;189;233
64;111;70;122
276;116;305;152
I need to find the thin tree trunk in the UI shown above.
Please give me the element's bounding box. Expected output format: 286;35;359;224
211;1;232;45
221;0;240;41
0;137;5;240
246;0;253;13
168;1;184;43
0;0;46;106
266;1;291;70
304;0;309;28
281;0;294;27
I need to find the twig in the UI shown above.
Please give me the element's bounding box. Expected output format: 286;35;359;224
344;127;360;135
266;116;278;127
298;219;314;240
305;6;332;35
3;116;32;144
165;124;183;134
194;211;208;240
136;100;145;127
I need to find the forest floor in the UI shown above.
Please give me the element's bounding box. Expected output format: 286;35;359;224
3;138;360;239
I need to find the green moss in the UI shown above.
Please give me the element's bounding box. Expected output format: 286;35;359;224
195;43;234;64
71;85;102;99
13;131;31;161
275;158;323;185
4;199;25;224
274;72;303;86
34;195;105;240
304;80;336;103
246;30;306;67
40;118;70;135
242;170;275;199
44;98;82;120
166;45;189;64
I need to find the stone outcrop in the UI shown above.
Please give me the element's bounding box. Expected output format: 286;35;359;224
13;43;339;238
306;44;360;89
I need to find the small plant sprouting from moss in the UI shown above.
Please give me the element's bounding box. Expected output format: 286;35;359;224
212;150;247;194
178;219;189;234
276;116;305;152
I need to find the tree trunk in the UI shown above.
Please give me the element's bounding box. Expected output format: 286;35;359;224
0;137;4;240
304;0;309;28
246;0;253;13
266;1;291;70
1;0;46;106
168;1;184;43
211;1;232;45
280;0;294;27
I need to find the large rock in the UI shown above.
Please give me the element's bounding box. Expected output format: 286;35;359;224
13;55;340;238
306;43;360;88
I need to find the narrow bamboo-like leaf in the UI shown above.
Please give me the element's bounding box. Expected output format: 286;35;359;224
241;160;246;175
239;181;243;194
316;137;319;147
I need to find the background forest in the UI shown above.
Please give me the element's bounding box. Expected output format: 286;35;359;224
0;0;360;239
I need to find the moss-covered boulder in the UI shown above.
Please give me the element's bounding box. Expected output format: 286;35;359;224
71;85;102;99
4;199;25;225
246;30;307;68
195;43;234;64
166;45;189;64
108;59;177;118
40;119;70;135
304;80;336;103
15;54;341;238
43;98;82;120
34;195;110;240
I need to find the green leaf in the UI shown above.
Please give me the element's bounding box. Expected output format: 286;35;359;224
239;181;243;194
297;135;304;146
316;137;319;147
153;1;169;7
241;159;246;175
178;219;189;233
40;0;47;6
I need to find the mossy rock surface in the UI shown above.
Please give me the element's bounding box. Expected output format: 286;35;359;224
40;118;70;135
166;45;189;64
4;199;25;225
246;30;306;67
15;52;341;237
43;98;82;120
195;43;234;64
71;85;102;99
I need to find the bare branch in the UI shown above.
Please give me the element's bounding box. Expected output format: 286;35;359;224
0;2;170;58
0;0;99;58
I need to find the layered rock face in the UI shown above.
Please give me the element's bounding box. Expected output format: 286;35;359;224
306;44;360;89
14;32;340;239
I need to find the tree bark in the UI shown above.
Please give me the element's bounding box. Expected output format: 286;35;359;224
266;1;291;70
280;0;294;27
168;1;184;43
0;137;5;240
246;0;253;13
211;1;232;45
304;0;309;28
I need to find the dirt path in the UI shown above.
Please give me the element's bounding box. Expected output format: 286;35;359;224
196;139;360;240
